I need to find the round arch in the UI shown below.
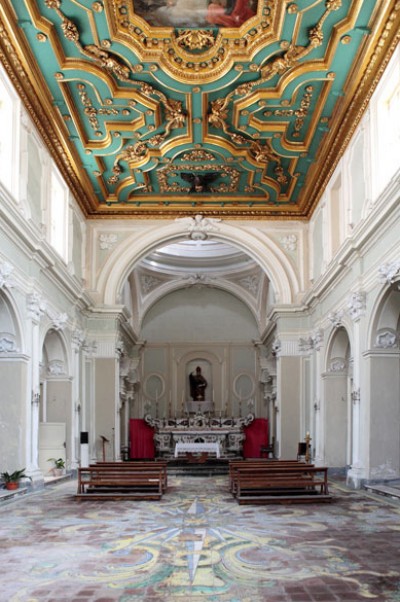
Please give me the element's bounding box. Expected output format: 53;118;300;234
138;276;262;331
322;324;352;469
324;324;352;373
368;281;400;350
97;221;301;307
0;287;24;354
40;324;71;379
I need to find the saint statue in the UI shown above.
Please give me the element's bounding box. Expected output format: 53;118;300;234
189;366;208;401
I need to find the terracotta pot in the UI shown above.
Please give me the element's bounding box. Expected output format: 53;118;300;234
5;482;19;490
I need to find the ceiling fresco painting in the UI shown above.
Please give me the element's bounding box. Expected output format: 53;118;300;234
135;0;258;28
0;0;399;219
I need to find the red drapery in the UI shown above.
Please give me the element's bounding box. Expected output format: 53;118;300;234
242;418;268;458
129;419;155;459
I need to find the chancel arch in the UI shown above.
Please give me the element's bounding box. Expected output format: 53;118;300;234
97;220;301;310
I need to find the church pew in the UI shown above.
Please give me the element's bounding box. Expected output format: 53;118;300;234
229;460;311;494
232;465;331;504
76;464;165;500
91;460;168;491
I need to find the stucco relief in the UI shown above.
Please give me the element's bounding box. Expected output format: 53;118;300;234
378;260;400;285
99;233;118;250
328;310;344;329
71;329;85;350
375;329;398;349
347;291;366;322
239;275;259;295
279;234;298;252
27;292;46;322
47;359;66;375
141;274;162;294
0;261;15;289
48;311;69;331
176;214;221;241
328;357;346;372
298;329;323;353
0;333;19;353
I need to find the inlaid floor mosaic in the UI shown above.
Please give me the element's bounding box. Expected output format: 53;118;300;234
1;476;400;602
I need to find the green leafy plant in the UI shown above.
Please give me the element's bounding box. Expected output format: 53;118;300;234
1;468;31;483
48;458;66;469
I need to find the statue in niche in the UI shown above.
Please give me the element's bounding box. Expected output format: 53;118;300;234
189;366;208;401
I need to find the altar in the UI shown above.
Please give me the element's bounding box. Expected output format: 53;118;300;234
144;411;254;460
174;442;220;458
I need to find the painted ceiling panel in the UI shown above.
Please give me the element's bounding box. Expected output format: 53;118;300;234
0;0;399;218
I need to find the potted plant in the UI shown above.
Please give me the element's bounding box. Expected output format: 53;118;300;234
1;468;31;490
47;457;66;476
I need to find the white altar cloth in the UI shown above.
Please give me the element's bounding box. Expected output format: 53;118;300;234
174;442;220;458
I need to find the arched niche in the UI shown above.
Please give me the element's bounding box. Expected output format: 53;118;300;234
0;289;22;353
0;290;26;471
38;329;71;475
323;326;351;468
369;285;400;349
365;283;400;479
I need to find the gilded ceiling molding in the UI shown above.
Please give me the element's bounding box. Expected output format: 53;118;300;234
175;30;216;52
105;0;278;83
45;0;131;82
2;0;399;218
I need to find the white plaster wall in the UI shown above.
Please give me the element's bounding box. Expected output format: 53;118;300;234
142;287;259;342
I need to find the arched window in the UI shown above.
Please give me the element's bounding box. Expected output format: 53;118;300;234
372;45;400;197
0;65;19;194
49;166;69;261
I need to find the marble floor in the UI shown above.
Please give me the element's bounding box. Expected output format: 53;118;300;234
1;475;400;602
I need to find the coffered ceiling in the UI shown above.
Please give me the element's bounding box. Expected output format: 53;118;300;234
0;0;399;219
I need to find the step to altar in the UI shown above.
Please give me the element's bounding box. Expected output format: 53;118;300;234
364;483;400;501
166;459;229;476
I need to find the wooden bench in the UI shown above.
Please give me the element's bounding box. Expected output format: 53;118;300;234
229;460;311;494
76;463;167;500
229;460;331;504
91;461;168;491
